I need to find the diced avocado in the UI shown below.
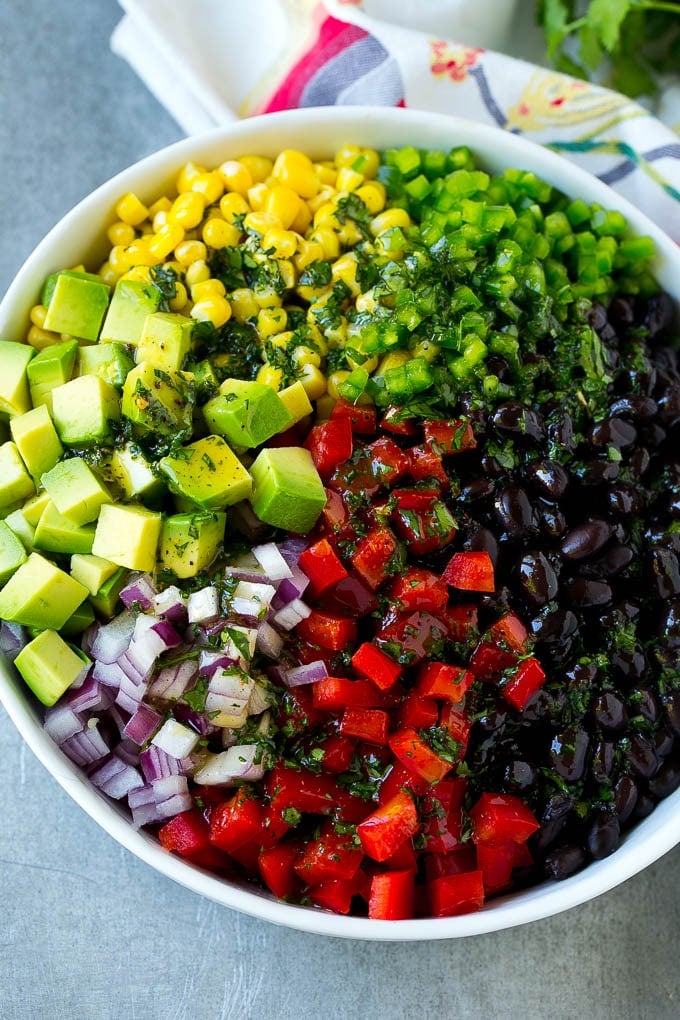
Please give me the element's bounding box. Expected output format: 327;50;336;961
0;552;87;629
250;447;326;533
4;508;35;551
51;374;120;446
89;565;128;618
109;443;164;502
203;379;293;449
26;339;78;411
21;490;52;527
77;342;134;389
121;362;194;440
33;500;96;555
42;268;103;308
92;503;163;571
159;511;226;578
0;519;27;584
0;341;34;417
14;629;88;706
137;312;193;371
42;271;110;342
100;278;162;346
278;381;313;425
0;442;35;511
41;457;112;526
60;599;96;637
70;552;119;595
158;435;252;510
191;359;218;402
10;404;63;480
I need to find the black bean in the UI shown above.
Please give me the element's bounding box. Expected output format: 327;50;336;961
608;294;635;329
587;301;609;332
560;520;612;560
613;775;638;824
593;692;628;733
530;606;579;644
494;485;537;541
468;527;499;568
540;506;568;540
521;688;554;725
653;726;675;760
534;795;574;853
547;411;576;453
605;483;643;516
629;688;660;726
475;707;508;733
658;386;680;427
648;548;680;599
639;422;667;448
578;459;620;485
544;844;586;881
462;478;496;501
627;735;659;779
502;760;538;793
611;647;647;684
590;740;615;782
608;395;658;421
563;577;612;608
649;759;680;799
632;791;655;821
550;728;590;782
586;810;620;860
491;401;546;444
524;459;569;501
518;551;559;606
662;691;680;737
629;447;651;477
580;543;634;579
590;417;637;449
642;291;676;340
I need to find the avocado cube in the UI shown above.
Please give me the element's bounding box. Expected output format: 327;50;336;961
121;362;194;440
0;552;88;629
77;342;135;389
41;457;112;526
33;500;96;555
89;565;128;618
137;312;193;371
203;379;293;449
0;341;34;417
100;278;162;346
109;443;164;502
43;272;110;341
60;599;96;637
250;447;326;533
92;503;163;572
0;442;35;510
159;435;252;510
42;269;103;308
4;508;35;551
21;490;52;527
14;629;89;706
159;511;226;579
278;380;313;425
191;359;218;402
26;339;79;411
0;519;28;584
10;404;63;480
70;552;119;595
51;374;120;446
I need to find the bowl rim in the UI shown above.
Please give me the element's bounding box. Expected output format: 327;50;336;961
1;105;679;941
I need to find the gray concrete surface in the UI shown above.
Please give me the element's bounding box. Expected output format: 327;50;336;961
0;3;678;1018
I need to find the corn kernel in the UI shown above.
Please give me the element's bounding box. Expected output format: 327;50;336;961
289;200;312;235
327;370;351;400
202;217;241;249
256;362;284;390
191;278;226;303
240;154;274;183
219;191;250;223
191;171;224;204
115;192;149;227
27;325;60;351
176;161;206;193
262;228;298;259
378;350;410;374
185;259;211;287
265;184;301;230
29;304;48;328
346;351;378;373
334;144;362;169
370;208;411;236
149;222;185;260
314;162;337;187
257;307;288;339
218;160;253;196
98;261;119;287
122;265;152;284
107;221;136;247
148;196;172;218
230;288;259;323
356;181;386;214
244;211;281;236
247;182;270;212
315;393;336;421
169;281;188;311
331;253;360;295
336;167;364;192
152;210;169;233
299;363;327;400
337;221;363;248
309;227;340;261
253;285;283;309
108;245;133;274
277;259;296;291
169;191;206;230
294;240;326;272
311;197;339;224
412;339;441;363
175;239;207;266
292;345;321;369
355;289;377;314
190;296;232;328
272;150;320;199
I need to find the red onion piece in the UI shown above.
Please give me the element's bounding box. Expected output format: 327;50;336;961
152;585;187;621
61;724;110;766
187;587;220;624
284;660;329;687
44;703;84;744
65;674;114;713
272;598;312;631
256;620;283;659
278;537;308;565
147;659;198;702
123;703;163;746
139;744;184;782
119;572;156;611
89;610;136;664
252;542;293;580
198;650;238;677
89;754;144;800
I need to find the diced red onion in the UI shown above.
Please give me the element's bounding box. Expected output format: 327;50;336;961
120;572;156;611
92;658;127;688
147;659;198;701
272;598;312;631
152;718;201;758
283;660;329;687
128;775;191;827
139;744;184;782
89;754;145;800
273;565;310;607
123;703;163;746
193;744;265;785
152;585;187;621
150;618;182;649
44;703;84;744
116;650;150;685
198;650;238;677
255;620;283;659
222;625;257;664
115;739;142;767
89;610;136;664
247;682;273;714
107;703;131;738
61;723;110;766
187;586;220;624
65;673;114;713
252;542;293;581
278;537;308;566
231;580;277;619
224;565;269;584
173;701;219;736
115;672;147;714
0;621;26;662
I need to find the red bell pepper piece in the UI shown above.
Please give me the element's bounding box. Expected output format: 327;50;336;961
318;487;352;539
209;788;264;854
258;841;303;899
294;823;364;885
423;419;477;455
421;776;467;854
392;501;457;556
377;610;450;667
388;727;454;784
396;693;439;731
391;487;441;511
320;733;356;774
295;609;358;651
407;442;450;487
258;803;293;848
468;640;517;681
501;656;546;711
368;869;415;920
428;870;485;917
476;840;534;895
378;761;431;805
298;538;348;596
381;838;418;872
350;526;399;590
424;844;477;882
307;879;357;914
304;417;353;478
158;808;211;858
267;763;340;816
469;792;540;846
357;790;419;862
351;642;402;692
366;437;411;486
340;706;390;745
322;573;378;616
380;405;419;436
312;677;385;711
442;602;479;642
439;703;472;757
417;661;474;703
330;397;377;435
487;611;529;653
277;686;325;736
227;840;261;875
443;550;496;592
388;568;449;613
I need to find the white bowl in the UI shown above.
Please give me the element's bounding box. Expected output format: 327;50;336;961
1;106;678;940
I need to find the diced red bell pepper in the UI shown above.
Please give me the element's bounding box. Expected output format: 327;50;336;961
381;837;418;872
304;417;353;479
227;839;261;875
424;844;477;883
258;841;303;899
391;487;441;511
318;487;352;539
423;419;477;455
396;693;439;730
407;442;450;487
417;661;474;703
295;609;357;651
158;808;211;858
368;869;415;920
388;727;454;784
258;803;293;848
421;776;466;854
443;551;496;592
469;792;540;847
439;703;472;758
322;574;378;616
366;437;411;487
294;824;364;885
267;763;340;816
357;791;419;862
476;841;533;895
277;686;325;736
298;538;349;596
312;677;385;711
377;610;450;667
320;733;356;774
428;870;485;917
442;603;479;642
388;568;449;613
340;706;390;745
330;397;377;435
350;526;399;590
307;879;357;914
380;405;419;436
209;788;264;854
351;642;402;692
487;611;529;653
468;640;517;681
378;761;431;806
392;501;457;556
501;657;546;711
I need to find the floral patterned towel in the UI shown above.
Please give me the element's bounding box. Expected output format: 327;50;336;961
112;0;680;241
